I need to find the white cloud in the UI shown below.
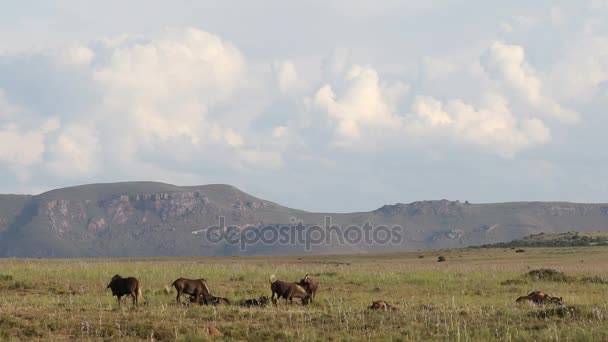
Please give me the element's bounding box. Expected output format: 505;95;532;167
47;124;100;177
481;41;578;122
314;65;404;147
273;60;307;94
60;45;95;66
94;27;246;146
407;94;550;157
0;118;60;181
272;126;289;138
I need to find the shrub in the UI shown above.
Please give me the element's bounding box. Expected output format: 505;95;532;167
527;268;574;282
437;256;446;262
515;248;525;253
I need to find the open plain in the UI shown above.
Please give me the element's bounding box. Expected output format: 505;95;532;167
1;247;608;341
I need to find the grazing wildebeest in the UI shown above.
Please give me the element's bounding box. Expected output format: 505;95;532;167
369;300;398;311
239;295;269;307
172;278;211;305
269;274;311;305
516;291;563;305
298;273;320;302
106;274;143;306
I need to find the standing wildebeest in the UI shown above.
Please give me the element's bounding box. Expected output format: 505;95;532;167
106;275;143;306
172;278;212;305
298;273;320;302
269;274;311;305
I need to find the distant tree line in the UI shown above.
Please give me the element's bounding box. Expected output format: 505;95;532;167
478;234;608;248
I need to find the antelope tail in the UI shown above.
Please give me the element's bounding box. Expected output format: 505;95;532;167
137;285;144;303
202;280;211;296
269;274;276;284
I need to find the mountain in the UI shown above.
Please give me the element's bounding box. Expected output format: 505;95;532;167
1;182;608;257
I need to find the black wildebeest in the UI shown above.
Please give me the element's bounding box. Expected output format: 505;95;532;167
515;291;564;305
269;274;311;305
106;274;143;306
172;278;212;305
189;294;231;306
369;300;398;311
238;295;269;307
298;273;320;302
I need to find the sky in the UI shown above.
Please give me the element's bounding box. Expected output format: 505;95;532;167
0;1;607;212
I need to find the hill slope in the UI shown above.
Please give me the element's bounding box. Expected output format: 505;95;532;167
1;182;608;257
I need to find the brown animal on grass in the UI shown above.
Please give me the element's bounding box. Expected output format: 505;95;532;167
207;325;221;337
516;291;563;305
548;296;564;305
172;278;212;305
209;296;231;306
188;294;230;306
239;295;269;307
369;300;398;311
269;274;311;305
298;273;320;302
106;274;143;306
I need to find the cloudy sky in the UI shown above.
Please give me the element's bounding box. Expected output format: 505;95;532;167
0;1;607;212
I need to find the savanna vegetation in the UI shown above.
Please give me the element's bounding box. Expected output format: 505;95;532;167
1;246;608;341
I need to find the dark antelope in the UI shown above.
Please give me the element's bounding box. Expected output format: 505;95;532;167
106;275;144;306
269;274;311;305
172;278;212;305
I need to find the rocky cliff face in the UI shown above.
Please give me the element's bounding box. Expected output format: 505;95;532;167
2;182;608;257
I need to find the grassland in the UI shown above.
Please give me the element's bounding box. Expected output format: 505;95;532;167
1;247;608;341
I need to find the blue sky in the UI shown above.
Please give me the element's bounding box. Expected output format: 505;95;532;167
0;1;607;212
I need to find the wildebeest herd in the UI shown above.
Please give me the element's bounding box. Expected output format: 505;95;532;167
107;272;563;311
106;273;320;308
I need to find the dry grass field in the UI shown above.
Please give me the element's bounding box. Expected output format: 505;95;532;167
1;247;608;341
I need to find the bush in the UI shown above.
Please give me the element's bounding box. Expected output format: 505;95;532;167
515;248;525;253
527;268;573;282
437;256;446;262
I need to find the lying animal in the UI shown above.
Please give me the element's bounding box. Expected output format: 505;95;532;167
516;291;563;305
269;274;311;305
188;294;230;306
369;300;398;311
239;295;270;307
106;274;143;306
298;273;320;302
209;296;231;306
172;278;212;305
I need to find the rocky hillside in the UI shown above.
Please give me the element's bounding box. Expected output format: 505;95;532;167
1;182;608;257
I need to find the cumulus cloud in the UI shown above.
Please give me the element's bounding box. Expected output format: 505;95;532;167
481;41;578;122
59;45;95;66
273;60;307;94
94;27;246;146
406;94;550;157
0;118;59;181
47;124;100;177
314;65;405;147
0;2;606;209
309;59;552;157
